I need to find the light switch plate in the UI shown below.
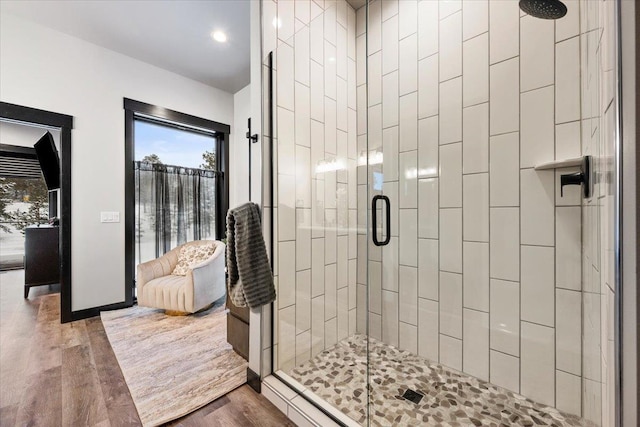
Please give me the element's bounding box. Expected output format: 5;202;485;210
100;211;120;223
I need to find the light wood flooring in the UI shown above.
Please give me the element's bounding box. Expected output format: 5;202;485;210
0;270;295;426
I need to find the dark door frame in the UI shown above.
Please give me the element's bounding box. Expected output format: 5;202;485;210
0;101;74;323
123;98;230;304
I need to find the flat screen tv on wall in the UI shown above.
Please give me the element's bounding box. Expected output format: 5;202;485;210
34;131;60;190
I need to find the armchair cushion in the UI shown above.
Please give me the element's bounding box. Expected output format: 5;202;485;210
172;242;216;276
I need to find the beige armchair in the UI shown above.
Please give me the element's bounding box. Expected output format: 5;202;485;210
136;240;226;314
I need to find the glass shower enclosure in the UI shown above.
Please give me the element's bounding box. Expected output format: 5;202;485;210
263;0;620;425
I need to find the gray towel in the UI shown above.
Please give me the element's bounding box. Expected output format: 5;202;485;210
226;202;276;309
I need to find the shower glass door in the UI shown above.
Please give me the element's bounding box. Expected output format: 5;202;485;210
365;0;615;426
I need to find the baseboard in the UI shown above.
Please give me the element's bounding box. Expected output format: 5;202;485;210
247;367;261;393
69;301;131;322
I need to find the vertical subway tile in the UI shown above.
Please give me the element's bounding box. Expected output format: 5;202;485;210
556;370;582;416
489;132;519;207
383;127;399;181
489;0;519;64
418;238;439;300
418;177;439;239
418;116;439;177
311;238;325;297
521;169;555;246
310;11;324;65
440;77;463;144
463;173;489;242
399;33;418;96
418;298;439;361
296;209;312;271
295;26;310;85
490;57;519;135
399;92;418;151
463;242;489;312
382;71;399;128
399;208;418;266
521;86;555;168
382;290;399;347
462;0;488;41
382;237;399;292
325;263;337;319
311;295;325;356
490;350;520;393
439;11;462;82
324;42;337;100
556;37;580;123
490;208;520;281
521;322;555;407
462;103;489;174
381;0;398;22
279;241;297;309
463;32;489;107
337;287;349;340
440;208;463;273
368;0;381;53
418;54;439;119
310;62;325;122
296;270;311;334
277;44;295;110
399;266;418;325
440;0;462;19
556;207;582;290
555;0;580;42
399;322;418;354
398;0;418;39
382;14;399;75
418;0;438;59
489;278;520;356
440;334;462;371
463;309;489;381
520;16;554;92
440;143;462;208
399;151;418;208
368;51;382;106
556;288;582;376
555;121;581;160
521;245;555;327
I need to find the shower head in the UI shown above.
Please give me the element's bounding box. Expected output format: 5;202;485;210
519;0;567;19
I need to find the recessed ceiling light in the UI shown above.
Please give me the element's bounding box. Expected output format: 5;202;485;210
211;31;227;43
272;17;282;28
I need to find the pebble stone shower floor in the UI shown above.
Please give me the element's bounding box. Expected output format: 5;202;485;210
289;335;596;427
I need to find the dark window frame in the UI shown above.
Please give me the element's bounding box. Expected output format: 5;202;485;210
123;98;230;304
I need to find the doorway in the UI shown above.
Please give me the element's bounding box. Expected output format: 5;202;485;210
0;101;73;323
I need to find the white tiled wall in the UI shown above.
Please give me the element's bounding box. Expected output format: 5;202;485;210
264;0;359;374
356;0;602;420
263;0;618;425
579;0;618;425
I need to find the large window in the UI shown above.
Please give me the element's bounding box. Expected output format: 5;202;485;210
124;99;230;301
133;119;221;265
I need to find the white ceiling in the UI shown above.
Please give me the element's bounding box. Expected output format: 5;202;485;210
0;0;250;94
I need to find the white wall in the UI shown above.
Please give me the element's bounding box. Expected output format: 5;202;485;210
0;13;234;311
230;84;251;209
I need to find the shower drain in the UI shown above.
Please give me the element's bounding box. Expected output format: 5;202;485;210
402;388;424;404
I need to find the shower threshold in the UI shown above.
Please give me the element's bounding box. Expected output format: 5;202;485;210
287;334;596;427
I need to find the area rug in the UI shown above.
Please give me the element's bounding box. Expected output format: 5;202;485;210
101;298;247;427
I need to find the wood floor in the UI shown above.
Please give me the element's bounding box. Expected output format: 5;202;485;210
0;270;295;427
